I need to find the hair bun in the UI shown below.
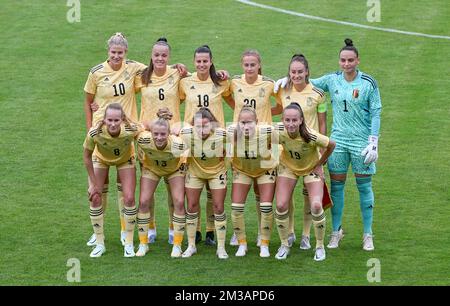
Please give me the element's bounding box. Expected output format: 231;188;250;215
292;53;305;59
157;37;168;43
202;44;210;49
344;38;353;46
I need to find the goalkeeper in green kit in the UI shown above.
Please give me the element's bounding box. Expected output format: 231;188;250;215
275;38;382;251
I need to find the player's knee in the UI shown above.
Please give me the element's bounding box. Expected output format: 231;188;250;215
276;200;289;212
91;193;102;207
310;201;322;214
172;196;184;209
213;203;224;214
139;197;150;210
123;193;135;206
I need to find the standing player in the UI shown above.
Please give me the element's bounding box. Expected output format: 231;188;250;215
225;50;279;248
83;103;140;258
275;39;382;250
179;45;233;245
273;103;335;261
312;39;381;251
135;37;187;245
228;107;277;258
180;108;229;259
84;32;145;247
136;112;188;258
274;54;328;250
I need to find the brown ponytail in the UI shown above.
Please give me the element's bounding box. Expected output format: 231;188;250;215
283;103;313;143
194;45;220;86
141;37;171;86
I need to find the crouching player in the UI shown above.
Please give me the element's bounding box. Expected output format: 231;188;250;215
83;103;140;258
136;111;188;258
273;103;335;261
181;108;229;259
228;106;277;258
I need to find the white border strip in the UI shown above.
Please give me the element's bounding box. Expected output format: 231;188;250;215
236;0;450;40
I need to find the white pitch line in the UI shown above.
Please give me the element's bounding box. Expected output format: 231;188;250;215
235;0;450;40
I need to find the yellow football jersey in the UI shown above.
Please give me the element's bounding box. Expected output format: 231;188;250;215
275;83;326;131
180;126;227;179
231;75;275;124
137;131;187;177
136;66;182;125
179;73;231;127
275;123;329;176
83;123;140;165
84;59;146;126
228;124;277;178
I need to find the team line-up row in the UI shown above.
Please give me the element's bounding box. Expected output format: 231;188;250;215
83;33;382;260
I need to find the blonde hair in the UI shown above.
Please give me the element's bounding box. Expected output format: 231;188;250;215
241;49;262;74
96;103;131;132
235;106;257;140
107;32;128;49
151;110;171;133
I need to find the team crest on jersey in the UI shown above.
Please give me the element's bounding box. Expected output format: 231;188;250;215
190;85;195;90
124;70;130;80
259;88;265;98
212;84;218;94
353;89;359;99
168;76;174;85
238;88;243;93
334;89;339;95
124;139;130;146
286;96;291;100
307;97;313;106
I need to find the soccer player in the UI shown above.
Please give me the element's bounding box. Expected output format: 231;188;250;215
136;112;188;258
135;37;188;245
179;45;233;246
84;32;146;247
275;39;382;251
273;103;335;261
274;54;328;250
225;49;279;248
312;39;381;251
83;103;141;258
180;108;229;259
228;107;277;258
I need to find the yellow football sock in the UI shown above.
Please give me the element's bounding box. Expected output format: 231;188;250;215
90;205;104;245
149;197;156;230
231;203;246;244
312;209;326;248
172;213;186;247
206;190;215;232
117;183;125;232
260;202;273;246
123;205;137;245
275;209;289;246
214;212;227;248
102;184;108;211
255;193;261;232
186;211;198;247
303;188;312;237
137;212;150;244
167;186;174;231
288;197;295;235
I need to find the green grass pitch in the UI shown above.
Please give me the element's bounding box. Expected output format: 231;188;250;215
1;0;449;285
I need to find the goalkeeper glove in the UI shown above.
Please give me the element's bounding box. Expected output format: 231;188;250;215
361;135;378;164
